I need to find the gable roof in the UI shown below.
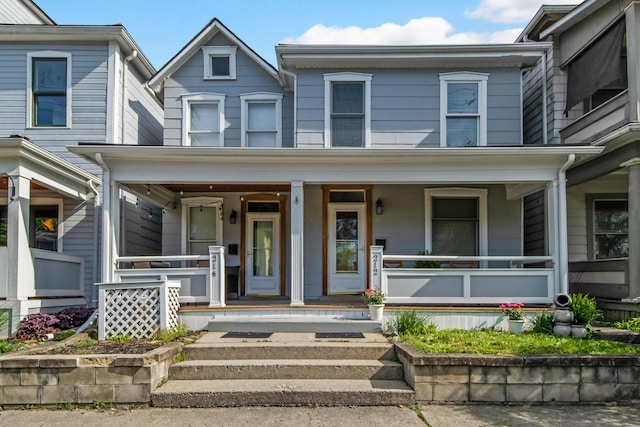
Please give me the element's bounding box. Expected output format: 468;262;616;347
148;18;278;96
540;0;605;38
23;0;55;25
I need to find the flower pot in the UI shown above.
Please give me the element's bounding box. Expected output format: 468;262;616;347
553;324;571;337
368;304;384;322
553;293;572;308
571;324;588;339
508;319;525;334
553;308;574;324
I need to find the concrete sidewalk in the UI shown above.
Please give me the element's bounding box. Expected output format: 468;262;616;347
1;404;639;426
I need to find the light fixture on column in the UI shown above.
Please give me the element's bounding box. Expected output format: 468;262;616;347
146;184;151;195
148;208;153;218
0;174;16;200
230;209;237;224
376;198;384;215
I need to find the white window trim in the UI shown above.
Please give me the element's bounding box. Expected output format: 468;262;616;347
31;197;64;253
202;46;237;80
180;196;224;256
240;92;283;147
181;92;226;147
26;51;72;129
323;72;372;148
424;188;488;257
439;72;488;147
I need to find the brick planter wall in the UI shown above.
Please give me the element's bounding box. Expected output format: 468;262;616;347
396;343;640;404
0;343;182;406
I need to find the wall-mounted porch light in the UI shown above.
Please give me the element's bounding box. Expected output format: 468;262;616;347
230;209;237;224
376;198;384;215
1;174;16;200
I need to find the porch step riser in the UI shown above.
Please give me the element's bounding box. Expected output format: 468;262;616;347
151;380;415;407
183;345;396;361
207;319;381;333
169;363;403;381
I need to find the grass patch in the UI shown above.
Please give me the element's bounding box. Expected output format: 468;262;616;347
615;316;640;333
389;311;437;336
403;329;640;355
153;324;190;343
107;334;131;343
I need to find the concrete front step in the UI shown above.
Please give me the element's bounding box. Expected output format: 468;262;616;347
183;342;397;361
169;359;404;381
151;379;415;407
208;316;381;333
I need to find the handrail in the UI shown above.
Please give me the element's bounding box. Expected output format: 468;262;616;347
382;255;553;264
117;255;208;262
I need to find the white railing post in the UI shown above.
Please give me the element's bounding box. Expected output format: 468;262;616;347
208;245;226;307
159;280;181;330
370;246;384;293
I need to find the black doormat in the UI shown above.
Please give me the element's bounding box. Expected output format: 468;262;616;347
315;332;365;339
221;332;273;339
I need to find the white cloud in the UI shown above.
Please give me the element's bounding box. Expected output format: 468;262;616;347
465;0;583;24
281;17;523;46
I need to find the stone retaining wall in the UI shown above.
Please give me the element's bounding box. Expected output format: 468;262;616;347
396;343;640;404
0;343;182;406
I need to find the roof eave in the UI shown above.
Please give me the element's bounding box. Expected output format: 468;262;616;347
540;0;603;38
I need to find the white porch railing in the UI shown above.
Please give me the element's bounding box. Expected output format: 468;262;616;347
114;246;226;307
370;247;556;304
31;248;84;297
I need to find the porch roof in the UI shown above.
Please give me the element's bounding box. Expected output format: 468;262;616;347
1;137;100;200
69;145;602;189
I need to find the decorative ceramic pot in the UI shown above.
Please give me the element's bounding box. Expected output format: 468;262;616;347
571;324;588;339
553;308;574;324
553;324;572;337
553;293;572;308
508;319;525;334
368;304;384;322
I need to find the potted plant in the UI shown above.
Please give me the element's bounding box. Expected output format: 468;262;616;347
362;288;386;321
570;293;602;338
500;302;525;333
414;250;441;268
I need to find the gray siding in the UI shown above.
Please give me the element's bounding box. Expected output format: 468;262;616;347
123;64;163;145
121;193;162;256
0;0;49;24
523;190;546;257
163;33;291;147
0;43;109;175
62;196;96;298
296;68;523;148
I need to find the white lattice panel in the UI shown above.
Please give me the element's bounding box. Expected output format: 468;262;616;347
98;280;182;340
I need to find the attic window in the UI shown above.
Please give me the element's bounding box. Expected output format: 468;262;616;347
202;46;237;80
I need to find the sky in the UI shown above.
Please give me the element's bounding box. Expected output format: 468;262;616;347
36;0;583;70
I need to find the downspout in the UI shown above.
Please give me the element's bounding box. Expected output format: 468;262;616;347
121;50;138;144
87;179;100;307
95;153;112;284
558;154;575;294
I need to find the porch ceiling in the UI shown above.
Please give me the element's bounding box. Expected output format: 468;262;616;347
69;145;603;185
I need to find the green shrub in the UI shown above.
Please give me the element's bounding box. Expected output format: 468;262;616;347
532;312;554;335
570;293;602;327
390;311;436;336
107;334;131;343
153;324;190;343
414;250;441;268
614;316;640;332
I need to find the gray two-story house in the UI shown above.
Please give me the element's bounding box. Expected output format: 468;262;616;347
0;0;163;333
520;0;640;319
70;18;601;330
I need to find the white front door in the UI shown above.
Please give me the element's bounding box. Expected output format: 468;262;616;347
328;203;367;294
245;212;280;295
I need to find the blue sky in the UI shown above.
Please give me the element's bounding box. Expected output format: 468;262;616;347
36;0;582;70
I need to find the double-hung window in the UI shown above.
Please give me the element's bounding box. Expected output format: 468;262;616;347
202;46;237;80
324;73;372;148
240;93;282;147
27;52;72;127
593;199;628;259
439;72;488;147
182;93;225;146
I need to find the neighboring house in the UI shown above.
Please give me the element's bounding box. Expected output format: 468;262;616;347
520;0;640;318
0;0;163;333
70;17;601;331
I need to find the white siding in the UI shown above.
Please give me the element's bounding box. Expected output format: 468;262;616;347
0;0;49;24
123;64;163;145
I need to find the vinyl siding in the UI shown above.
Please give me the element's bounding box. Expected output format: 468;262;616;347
123;63;163;145
0;0;49;24
0;43;109;175
163;33;292;147
296;68;523;148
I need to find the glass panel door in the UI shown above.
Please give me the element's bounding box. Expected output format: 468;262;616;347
246;213;280;295
252;220;273;277
328;204;366;294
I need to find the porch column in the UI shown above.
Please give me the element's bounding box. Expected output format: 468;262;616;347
622;158;640;300
208;245;226;307
100;164;113;283
6;174;34;322
290;181;304;306
370;246;383;293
